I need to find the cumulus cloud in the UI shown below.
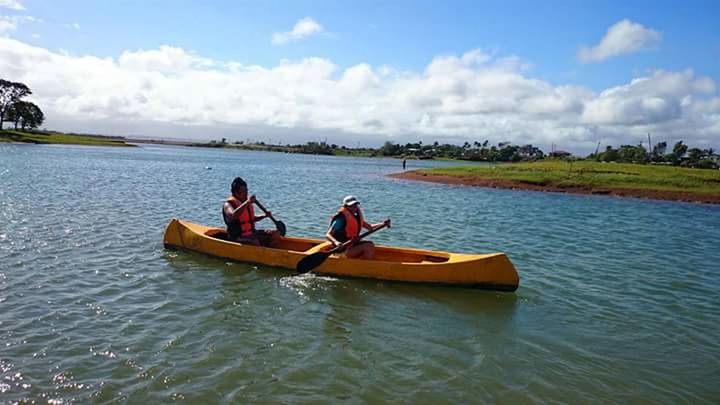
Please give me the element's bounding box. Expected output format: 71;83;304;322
578;19;662;63
0;37;717;152
272;17;323;45
0;14;34;33
581;70;715;125
0;16;15;32
0;0;24;10
118;45;214;72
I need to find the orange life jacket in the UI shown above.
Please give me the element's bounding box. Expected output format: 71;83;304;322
224;196;255;237
329;206;363;242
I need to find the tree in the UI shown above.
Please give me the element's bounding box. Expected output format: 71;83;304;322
617;144;647;163
0;79;32;129
668;141;688;164
488;145;498;162
4;102;21;129
673;141;688;157
651;141;667;162
600;145;619;162
497;144;520;161
5;100;44;130
380;141;399;156
686;148;705;167
23;102;44;129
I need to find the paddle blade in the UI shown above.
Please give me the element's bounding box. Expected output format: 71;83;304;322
275;220;287;236
296;251;330;274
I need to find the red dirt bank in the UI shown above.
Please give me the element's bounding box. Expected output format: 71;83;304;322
388;171;720;205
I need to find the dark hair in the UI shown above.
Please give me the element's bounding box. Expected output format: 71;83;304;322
231;177;247;193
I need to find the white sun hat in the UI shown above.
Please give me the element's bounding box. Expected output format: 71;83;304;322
342;195;360;206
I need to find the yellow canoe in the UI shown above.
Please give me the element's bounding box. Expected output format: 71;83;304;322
163;218;519;291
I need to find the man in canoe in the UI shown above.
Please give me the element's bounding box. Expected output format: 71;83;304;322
223;177;280;246
325;195;390;259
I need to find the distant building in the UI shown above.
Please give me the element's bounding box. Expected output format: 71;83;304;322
548;150;572;159
517;144;544;159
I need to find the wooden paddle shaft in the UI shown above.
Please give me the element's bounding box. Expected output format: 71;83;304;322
253;199;274;219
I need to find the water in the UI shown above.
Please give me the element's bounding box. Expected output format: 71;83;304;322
1;143;719;402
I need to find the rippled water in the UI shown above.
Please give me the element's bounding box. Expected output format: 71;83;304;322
1;143;719;402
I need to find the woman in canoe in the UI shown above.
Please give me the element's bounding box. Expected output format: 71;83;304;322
325;195;390;259
223;177;280;246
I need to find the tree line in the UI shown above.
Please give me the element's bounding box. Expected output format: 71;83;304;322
0;79;45;131
199;137;718;169
378;140;545;162
589;141;718;169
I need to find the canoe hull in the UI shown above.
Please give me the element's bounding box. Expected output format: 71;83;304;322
163;219;519;291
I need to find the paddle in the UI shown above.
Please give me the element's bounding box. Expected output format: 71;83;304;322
253;199;287;236
296;220;390;274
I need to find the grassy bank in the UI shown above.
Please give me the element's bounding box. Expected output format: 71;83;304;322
416;160;720;196
0;130;132;147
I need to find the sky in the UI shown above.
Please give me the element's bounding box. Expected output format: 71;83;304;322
1;0;719;153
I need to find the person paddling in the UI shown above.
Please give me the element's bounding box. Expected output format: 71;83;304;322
325;195;390;259
223;177;280;246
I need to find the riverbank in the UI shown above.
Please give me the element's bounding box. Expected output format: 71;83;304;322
389;160;720;204
0;129;134;146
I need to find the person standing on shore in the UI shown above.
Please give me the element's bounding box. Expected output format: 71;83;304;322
402;158;407;170
222;177;280;246
325;195;390;259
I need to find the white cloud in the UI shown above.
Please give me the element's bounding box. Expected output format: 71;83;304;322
64;22;80;30
578;19;662;63
0;16;16;32
0;37;717;153
582;70;714;125
0;14;34;33
0;0;24;11
272;17;323;45
119;45;214;72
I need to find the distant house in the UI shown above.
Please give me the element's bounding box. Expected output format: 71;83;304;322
517;144;544;159
710;154;720;169
548;150;572;159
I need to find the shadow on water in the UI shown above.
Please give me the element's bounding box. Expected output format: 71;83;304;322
378;281;519;316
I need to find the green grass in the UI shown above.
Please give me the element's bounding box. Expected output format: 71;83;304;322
420;160;720;195
0;130;131;146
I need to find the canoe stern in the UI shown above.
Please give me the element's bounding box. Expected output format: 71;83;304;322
163;218;183;248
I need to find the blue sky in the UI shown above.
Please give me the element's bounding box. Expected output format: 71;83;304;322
1;0;719;152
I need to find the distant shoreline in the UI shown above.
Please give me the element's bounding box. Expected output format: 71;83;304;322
0;129;134;147
389;170;720;205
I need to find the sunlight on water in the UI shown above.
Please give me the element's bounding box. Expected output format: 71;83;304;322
1;143;719;402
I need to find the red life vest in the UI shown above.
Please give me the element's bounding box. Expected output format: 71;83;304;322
225;196;255;237
330;206;363;242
